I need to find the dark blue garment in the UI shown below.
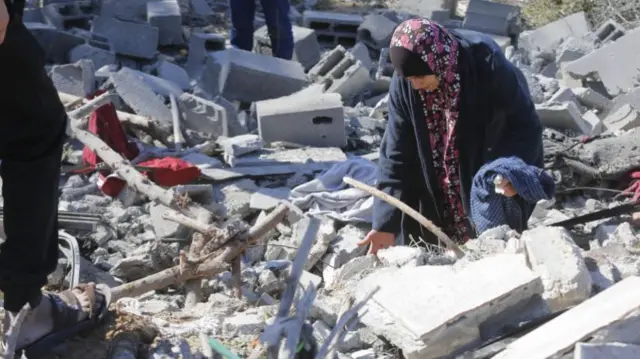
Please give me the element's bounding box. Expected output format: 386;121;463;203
229;0;294;60
372;28;544;244
470;156;555;233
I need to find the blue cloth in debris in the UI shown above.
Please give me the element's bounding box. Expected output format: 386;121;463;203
470;156;555;234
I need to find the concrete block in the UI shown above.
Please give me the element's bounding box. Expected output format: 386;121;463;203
92;16;159;59
356;14;398;50
111;67;172;125
99;0;149;20
308;45;372;99
149;203;190;238
603;104;640;132
23;7;44;23
26;22;85;63
147;0;184;46
493;276;640;359
349;42;374;71
250;187;291;210
256;90;346;147
523;227;592;312
178;93;229;138
50;59;95;97
595;19;626;43
208;48;308;103
356;254;543;358
68;43;116;70
564;29;640;97
536;102;594;135
157;60;190;90
396;0;455;19
185;32;226;77
188;0;213;18
573;87;613;112
213;95;244;137
42;2;93;30
462;0;521;36
254;25;321;71
582;110;604;136
219;134;264;158
302;11;363;47
575;342;640;359
520;12;589;55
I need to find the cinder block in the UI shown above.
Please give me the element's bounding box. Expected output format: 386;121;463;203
595;19;625;43
536;102;596;135
522;227;592;312
185;32;226;77
308;45;372;100
581;110;604;136
157;60;190;90
603;104;640;132
256;90;345;147
396;0;456;19
572;87;612;112
254;25;321;71
42;1;93;30
110;67;172;125
26;22;85;63
92;15;159;59
462;0;521;36
147;0;184;46
302;10;363;47
494;276;640;359
178;93;230;138
68;42;116;69
564;29;640;97
349;42;374;71
208;48;308;103
356;14;398;50
188;0;213;18
50;59;96;97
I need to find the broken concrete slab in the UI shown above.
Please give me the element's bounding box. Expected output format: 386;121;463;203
206;48;308;103
574;342;640;359
256;89;346;147
147;0;184;46
302;11;363;47
157;60;191;90
356;254;543;358
250;187;291;211
254;25;321;71
523;227;592;312
494;276;640;359
520;12;590;55
357;14;398;51
50;59;95;97
178;93;229;138
564;29;640;96
92;15;159;59
536;101;595;135
603;104;640;132
110;67;173;126
68;43;116;70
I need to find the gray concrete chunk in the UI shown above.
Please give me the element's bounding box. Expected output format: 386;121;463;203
574;342;640;359
254;25;321;71
111;67;172;125
147;0;184;46
92;16;159;59
50;59;95;97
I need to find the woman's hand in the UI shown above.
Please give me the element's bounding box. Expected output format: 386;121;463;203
0;0;8;45
494;175;517;197
358;230;395;255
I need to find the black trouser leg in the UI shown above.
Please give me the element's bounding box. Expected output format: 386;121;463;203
0;15;67;312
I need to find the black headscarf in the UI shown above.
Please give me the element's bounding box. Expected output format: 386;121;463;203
389;46;434;77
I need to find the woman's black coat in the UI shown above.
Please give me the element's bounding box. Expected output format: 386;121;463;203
372;29;544;243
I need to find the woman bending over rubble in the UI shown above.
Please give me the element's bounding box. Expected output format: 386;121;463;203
360;18;552;255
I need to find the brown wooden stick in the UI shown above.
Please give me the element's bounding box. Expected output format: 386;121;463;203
342;176;465;258
162;209;211;233
110;204;289;301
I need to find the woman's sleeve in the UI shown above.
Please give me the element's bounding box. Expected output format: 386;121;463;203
490;56;543;165
372;77;417;234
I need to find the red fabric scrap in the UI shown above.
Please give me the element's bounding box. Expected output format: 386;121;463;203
138;157;202;186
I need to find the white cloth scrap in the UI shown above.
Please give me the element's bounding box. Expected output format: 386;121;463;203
289;157;376;223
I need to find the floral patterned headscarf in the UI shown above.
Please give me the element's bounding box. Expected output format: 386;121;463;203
391;19;470;243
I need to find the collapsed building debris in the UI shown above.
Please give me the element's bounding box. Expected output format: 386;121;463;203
2;1;640;358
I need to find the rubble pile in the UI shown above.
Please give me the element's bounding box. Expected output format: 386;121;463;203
9;0;640;358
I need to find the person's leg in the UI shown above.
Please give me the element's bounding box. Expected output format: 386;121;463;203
260;0;294;60
229;0;256;51
0;15;109;353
